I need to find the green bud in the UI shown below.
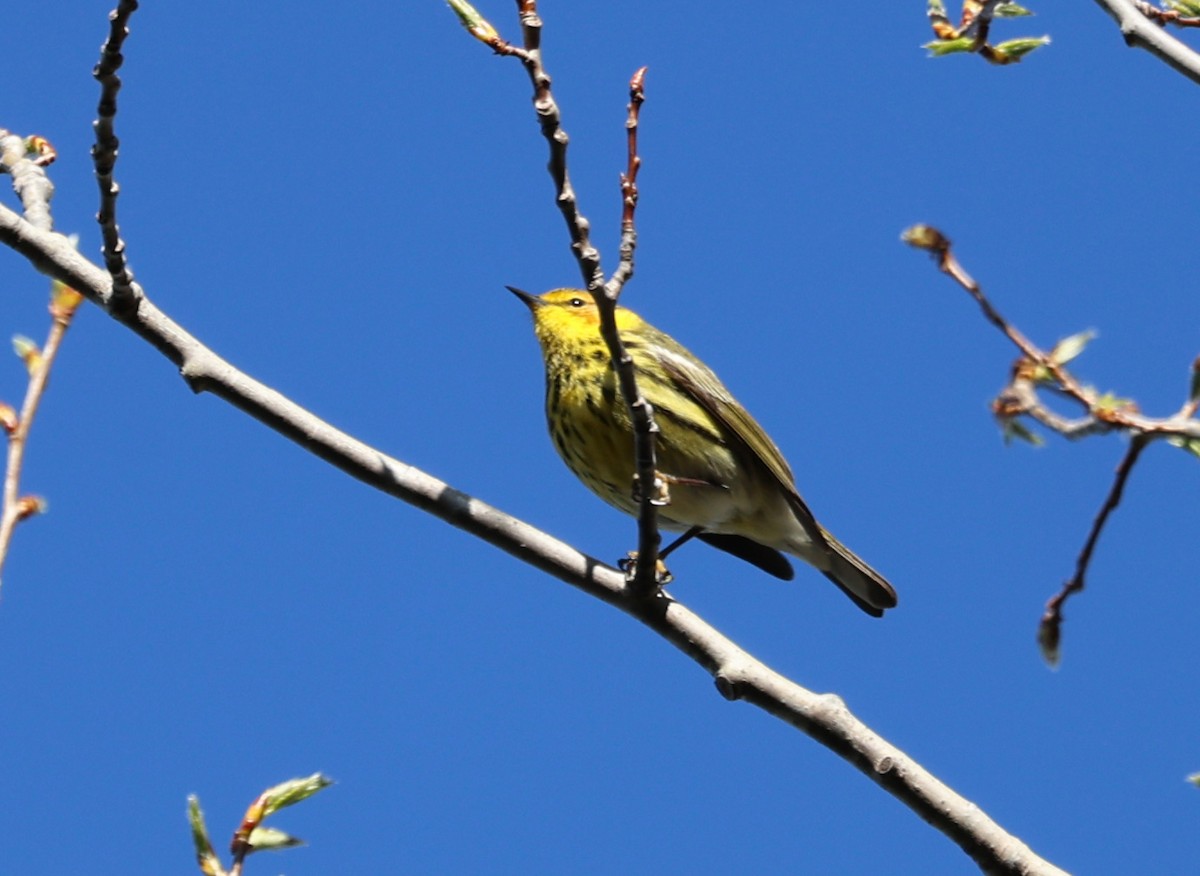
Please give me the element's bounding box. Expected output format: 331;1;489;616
1094;392;1133;415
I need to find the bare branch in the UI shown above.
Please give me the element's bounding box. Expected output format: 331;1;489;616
0;281;84;590
608;65;647;295
452;1;665;593
1038;436;1149;666
0;202;1067;875
91;0;140;315
0;131;56;231
1091;0;1200;85
0;133;81;592
904;225;1200;443
906;224;1195;662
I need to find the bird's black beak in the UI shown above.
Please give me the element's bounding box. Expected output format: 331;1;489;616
506;285;541;310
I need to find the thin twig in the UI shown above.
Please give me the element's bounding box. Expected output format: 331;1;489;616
1181;355;1200;419
0;134;75;593
0;299;79;589
608;65;647;294
92;0;140;315
906;226;1200;440
912;226;1095;404
605;65;658;593
509;0;604;288
450;1;664;593
0;197;1069;876
1038;436;1148;665
960;0;1006;47
905;225;1189;664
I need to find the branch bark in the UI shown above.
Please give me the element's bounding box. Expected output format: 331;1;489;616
0;202;1068;875
1092;0;1200;84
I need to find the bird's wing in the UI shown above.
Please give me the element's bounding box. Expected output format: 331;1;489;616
650;334;831;553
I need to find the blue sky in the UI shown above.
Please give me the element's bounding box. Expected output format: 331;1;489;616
2;3;1198;873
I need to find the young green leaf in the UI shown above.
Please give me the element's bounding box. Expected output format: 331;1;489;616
1048;329;1095;367
1167;436;1200;460
995;2;1034;16
246;825;305;853
924;37;975;57
12;335;42;375
992;36;1051;61
1166;0;1200;16
1000;418;1045;447
187;796;226;876
260;773;333;817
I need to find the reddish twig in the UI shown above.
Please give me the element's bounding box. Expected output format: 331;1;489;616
610;66;647;294
904;226;1200;439
906;225;1092;401
0;283;84;592
904;224;1196;663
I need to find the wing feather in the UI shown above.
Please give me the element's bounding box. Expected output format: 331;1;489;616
647;332;831;554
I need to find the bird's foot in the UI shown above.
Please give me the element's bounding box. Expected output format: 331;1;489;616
619;551;673;586
630;471;671;507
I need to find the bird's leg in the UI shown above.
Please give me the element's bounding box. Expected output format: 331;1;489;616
624;473;723;586
659;525;704;561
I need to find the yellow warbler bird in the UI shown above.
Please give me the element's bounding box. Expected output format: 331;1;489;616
510;287;897;616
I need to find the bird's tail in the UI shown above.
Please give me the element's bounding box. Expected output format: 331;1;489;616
816;526;897;618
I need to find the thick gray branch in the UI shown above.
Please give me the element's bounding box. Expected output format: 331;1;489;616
0;203;1068;875
0;132;54;231
1092;0;1200;84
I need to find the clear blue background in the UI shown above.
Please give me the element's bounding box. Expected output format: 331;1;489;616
2;3;1197;873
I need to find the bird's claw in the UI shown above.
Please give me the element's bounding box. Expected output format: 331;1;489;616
631;472;671;507
619;551;673;586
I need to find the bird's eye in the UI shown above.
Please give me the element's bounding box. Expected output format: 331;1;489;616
569;297;586;308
